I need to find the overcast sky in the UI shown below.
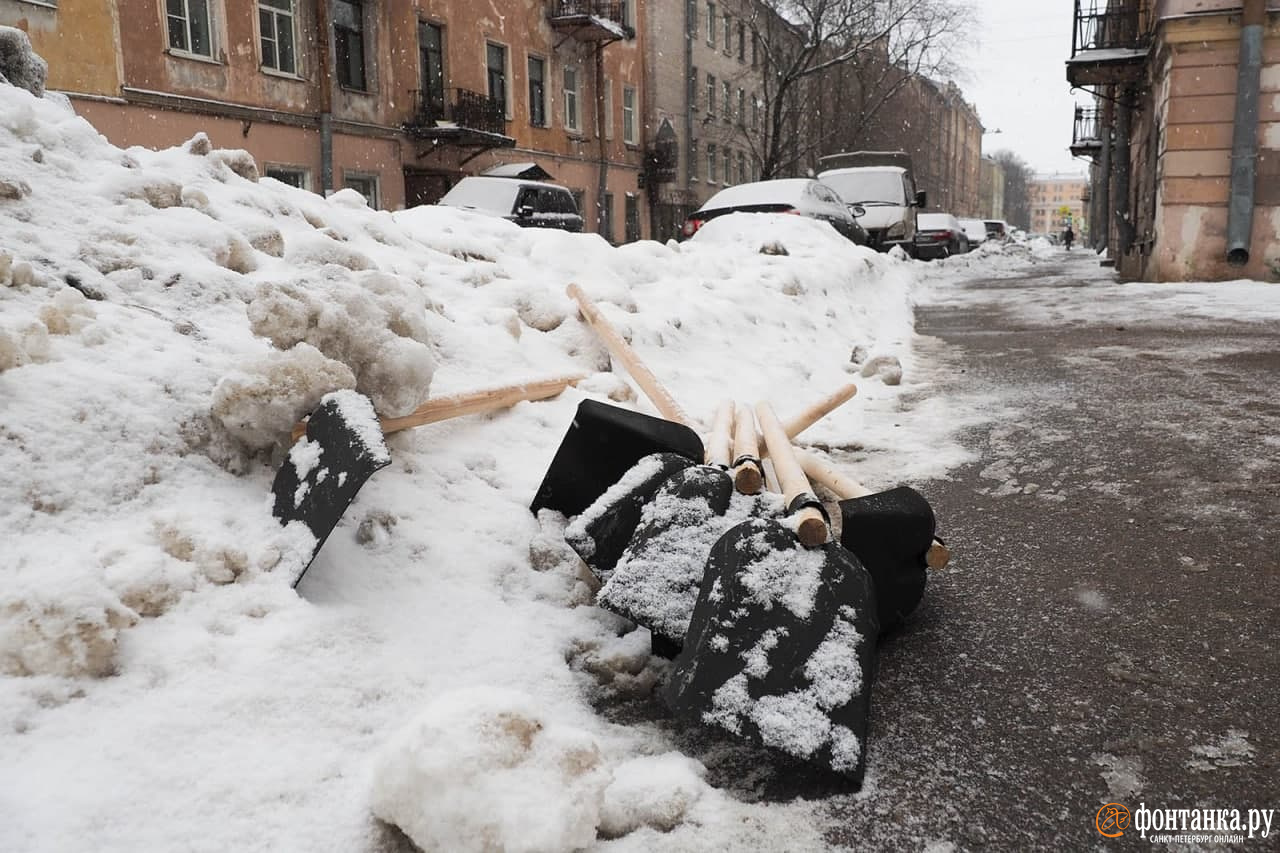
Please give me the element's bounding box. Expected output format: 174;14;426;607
956;0;1091;177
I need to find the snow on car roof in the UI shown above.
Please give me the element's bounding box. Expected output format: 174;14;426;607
817;165;907;177
698;178;814;211
437;176;526;213
917;213;956;229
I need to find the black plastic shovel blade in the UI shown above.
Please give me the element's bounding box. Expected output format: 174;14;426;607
665;518;879;786
271;391;391;587
564;452;695;580
530;399;704;518
595;464;739;653
837;486;935;632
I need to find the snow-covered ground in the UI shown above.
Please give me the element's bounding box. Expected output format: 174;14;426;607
3;74;1277;852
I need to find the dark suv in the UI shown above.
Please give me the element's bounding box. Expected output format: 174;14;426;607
438;176;584;232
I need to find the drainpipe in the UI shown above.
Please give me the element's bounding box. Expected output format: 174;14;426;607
1226;0;1266;266
595;44;610;240
1114;87;1133;257
1096;93;1113;253
316;0;334;194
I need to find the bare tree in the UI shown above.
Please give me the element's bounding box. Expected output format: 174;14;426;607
741;0;968;179
991;149;1034;229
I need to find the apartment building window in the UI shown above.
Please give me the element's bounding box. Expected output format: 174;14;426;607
624;194;640;243
737;150;746;184
344;172;379;208
418;21;444;116
706;3;715;47
737;88;745;126
689;65;698;111
751;92;759;131
564;66;580;132
706;73;715;117
487;43;508;115
167;0;213;57
751;30;759;67
722;80;731;122
722;148;730;185
528;56;547;127
622;86;637;144
722;12;731;55
259;0;296;73
689;139;698;181
738;20;746;62
600;192;614;242
265;164;309;189
334;0;366;90
707;143;717;183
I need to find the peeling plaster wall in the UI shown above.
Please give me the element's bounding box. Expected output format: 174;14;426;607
0;0;122;96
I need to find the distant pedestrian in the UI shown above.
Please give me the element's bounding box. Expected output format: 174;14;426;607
1063;224;1075;250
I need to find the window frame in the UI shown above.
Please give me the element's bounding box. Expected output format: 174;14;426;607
333;0;368;91
264;163;311;190
527;53;548;128
418;19;446;116
722;11;731;56
622;85;637;145
707;142;717;184
343;171;380;208
563;65;581;133
166;0;215;59
258;0;297;75
486;41;510;118
722;80;731;123
706;2;716;47
706;73;715;118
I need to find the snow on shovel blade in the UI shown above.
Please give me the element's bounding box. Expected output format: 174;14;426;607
271;390;391;587
529;399;704;519
564;452;694;580
595;465;780;656
836;486;935;632
664;518;880;786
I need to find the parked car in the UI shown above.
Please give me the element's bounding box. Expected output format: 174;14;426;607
983;219;1011;241
959;218;988;248
437;176;583;232
914;213;970;260
817;152;926;256
680;178;869;245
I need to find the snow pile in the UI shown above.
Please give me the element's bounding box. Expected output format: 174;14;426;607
370;687;608;853
0;72;939;851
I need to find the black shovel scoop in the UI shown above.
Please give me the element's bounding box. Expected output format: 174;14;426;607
664;404;880;786
798;449;949;631
272;390;391;587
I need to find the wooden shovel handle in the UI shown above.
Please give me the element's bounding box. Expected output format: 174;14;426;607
732;403;764;494
755;403;829;547
797;448;951;570
780;383;857;437
291;374;587;442
705;400;734;468
566;283;692;427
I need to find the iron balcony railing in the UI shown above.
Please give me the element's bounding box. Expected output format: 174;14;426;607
1072;0;1151;57
550;0;627;22
1073;107;1102;146
408;87;506;137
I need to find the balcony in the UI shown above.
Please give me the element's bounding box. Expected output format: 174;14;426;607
404;88;514;160
1071;106;1104;158
1066;0;1151;87
548;0;634;42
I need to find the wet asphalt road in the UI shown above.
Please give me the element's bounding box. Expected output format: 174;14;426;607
816;254;1280;851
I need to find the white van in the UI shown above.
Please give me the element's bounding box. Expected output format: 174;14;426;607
817;152;927;256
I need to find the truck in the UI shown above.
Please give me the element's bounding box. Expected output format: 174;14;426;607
816;151;927;256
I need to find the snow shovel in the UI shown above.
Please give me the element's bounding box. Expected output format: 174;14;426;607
797;448;948;631
564;386;856;580
530;284;705;519
664;403;880;786
594;400;753;656
276;374;585;587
